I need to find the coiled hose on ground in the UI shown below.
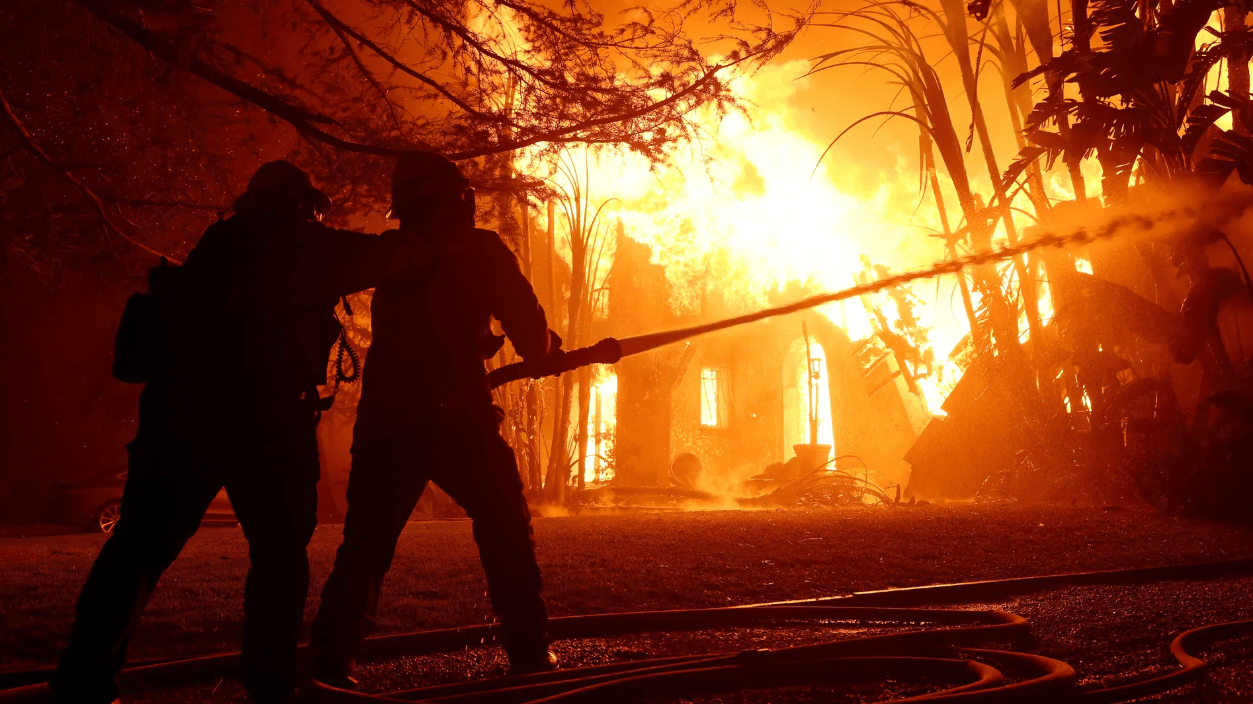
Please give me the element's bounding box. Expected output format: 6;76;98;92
4;558;1253;703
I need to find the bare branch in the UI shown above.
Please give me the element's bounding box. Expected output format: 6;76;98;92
71;0;403;156
304;0;512;127
448;60;734;159
66;0;796;167
398;0;604;95
321;15;406;135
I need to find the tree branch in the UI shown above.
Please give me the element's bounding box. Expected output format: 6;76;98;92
114;198;228;211
0;83;182;262
489;0;657;51
71;0;405;155
305;0;514;127
323;19;406;135
395;0;626;97
70;0;744;162
447;60;733;159
398;0;614;96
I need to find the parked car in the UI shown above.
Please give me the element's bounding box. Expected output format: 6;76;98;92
48;469;236;533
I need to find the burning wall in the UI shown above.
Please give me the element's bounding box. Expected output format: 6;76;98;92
609;229;927;493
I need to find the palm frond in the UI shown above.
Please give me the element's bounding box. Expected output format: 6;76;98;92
1177;42;1232;127
1198;129;1253;186
1181;102;1231;157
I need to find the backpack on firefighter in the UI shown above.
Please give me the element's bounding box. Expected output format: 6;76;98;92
113;256;360;396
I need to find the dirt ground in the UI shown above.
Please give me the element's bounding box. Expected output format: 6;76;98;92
4;502;1253;701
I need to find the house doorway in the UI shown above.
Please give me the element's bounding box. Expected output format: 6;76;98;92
782;330;835;459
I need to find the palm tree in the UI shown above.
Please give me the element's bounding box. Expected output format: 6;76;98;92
1009;0;1241;199
542;148;617;502
1008;0;1253;389
810;2;1025;360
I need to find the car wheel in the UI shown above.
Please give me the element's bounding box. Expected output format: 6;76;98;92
94;499;122;534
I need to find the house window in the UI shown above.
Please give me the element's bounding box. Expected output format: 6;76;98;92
700;367;726;428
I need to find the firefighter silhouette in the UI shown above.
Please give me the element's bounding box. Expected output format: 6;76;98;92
311;151;560;687
52;161;433;704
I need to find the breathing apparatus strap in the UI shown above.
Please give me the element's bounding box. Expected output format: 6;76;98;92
333;325;361;385
307;296;363;419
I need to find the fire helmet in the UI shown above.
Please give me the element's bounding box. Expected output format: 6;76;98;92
391;150;469;206
235;160;330;217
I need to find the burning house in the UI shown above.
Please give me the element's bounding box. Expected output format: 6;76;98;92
603;230;929;495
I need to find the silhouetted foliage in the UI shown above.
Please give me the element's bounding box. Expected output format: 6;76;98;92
2;0;804;273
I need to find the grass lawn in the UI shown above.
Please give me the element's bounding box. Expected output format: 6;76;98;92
3;502;1252;675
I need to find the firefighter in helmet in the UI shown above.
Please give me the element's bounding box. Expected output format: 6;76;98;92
311;151;559;687
52;161;434;704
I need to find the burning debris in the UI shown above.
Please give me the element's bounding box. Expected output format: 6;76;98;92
571;454;894;510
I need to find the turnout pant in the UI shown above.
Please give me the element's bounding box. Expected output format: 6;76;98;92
51;383;320;704
312;417;546;670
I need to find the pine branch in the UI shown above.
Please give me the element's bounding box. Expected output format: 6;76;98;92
71;0;751;162
72;0;403;156
304;0;512;127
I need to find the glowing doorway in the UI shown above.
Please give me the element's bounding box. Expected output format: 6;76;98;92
782;334;834;456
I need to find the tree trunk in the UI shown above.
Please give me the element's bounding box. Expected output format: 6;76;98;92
993;5;1050;214
576;363;591;491
1068;0;1097;202
1226;4;1250;135
593;385;603;483
575;287;596;491
920;124;983;349
965;40;1045;349
519;205;543;492
545;374;573;503
525;387;542;491
546;201;557;326
538;201;558;500
556;235;586;499
939;0;1038;359
544;198;588;504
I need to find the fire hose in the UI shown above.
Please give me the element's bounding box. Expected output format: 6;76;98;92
4;558;1253;702
486;207;1182;389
